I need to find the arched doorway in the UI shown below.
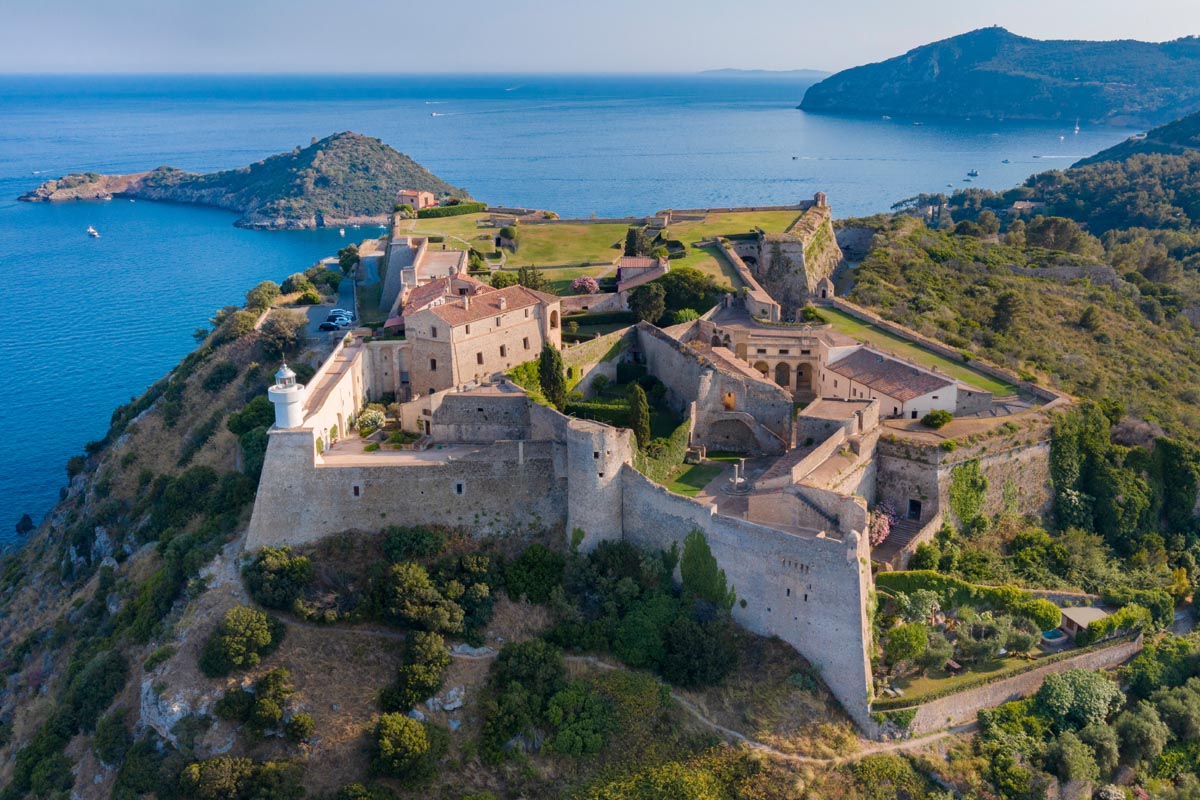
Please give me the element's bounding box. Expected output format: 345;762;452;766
753;361;769;378
722;334;731;347
774;363;790;387
549;310;559;329
711;335;722;347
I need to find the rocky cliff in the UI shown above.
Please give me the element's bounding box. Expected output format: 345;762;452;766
19;132;467;230
800;27;1200;126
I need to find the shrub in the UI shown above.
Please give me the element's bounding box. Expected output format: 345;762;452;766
505;544;565;604
94;709;132;765
380;631;450;713
1076;604;1152;646
571;276;600;294
382;562;463;634
285;712;314;744
921;409;953;429
297;288;322;305
64;650;129;732
244;546;313;610
358;408;385;436
199;606;285;677
259;310;308;359
143;645;176;672
179;757;304;800
373;714;432;778
202;361;239;392
245;281;281;311
382;526;446;562
228;395;275;436
281;273;311;294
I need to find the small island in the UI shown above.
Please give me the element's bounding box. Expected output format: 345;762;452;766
18;131;467;230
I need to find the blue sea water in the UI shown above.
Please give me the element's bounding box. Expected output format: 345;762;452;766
0;74;1137;545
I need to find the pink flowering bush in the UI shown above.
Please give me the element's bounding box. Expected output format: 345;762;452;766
571;276;600;294
870;500;898;546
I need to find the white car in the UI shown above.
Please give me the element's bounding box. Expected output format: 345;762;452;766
329;308;355;319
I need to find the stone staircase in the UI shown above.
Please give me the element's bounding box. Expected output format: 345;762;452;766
873;518;925;566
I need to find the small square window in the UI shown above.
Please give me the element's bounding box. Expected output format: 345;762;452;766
352;485;360;497
801;349;811;355
593;451;599;459
598;472;604;478
455;482;465;495
756;348;766;354
779;349;789;355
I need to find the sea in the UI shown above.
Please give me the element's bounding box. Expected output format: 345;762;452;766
0;74;1138;547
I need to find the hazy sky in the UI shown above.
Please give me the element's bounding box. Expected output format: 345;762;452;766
2;0;1199;74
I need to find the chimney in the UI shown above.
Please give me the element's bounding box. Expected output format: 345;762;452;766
498;297;507;310
463;295;471;310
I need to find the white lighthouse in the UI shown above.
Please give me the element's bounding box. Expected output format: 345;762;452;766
268;363;305;429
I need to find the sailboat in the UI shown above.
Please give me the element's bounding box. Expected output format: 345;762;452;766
1074;119;1081;135
86;225;100;238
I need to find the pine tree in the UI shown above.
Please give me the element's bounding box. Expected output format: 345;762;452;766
628;384;650;448
538;344;568;410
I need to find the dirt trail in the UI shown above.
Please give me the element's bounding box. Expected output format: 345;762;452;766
283;620;972;765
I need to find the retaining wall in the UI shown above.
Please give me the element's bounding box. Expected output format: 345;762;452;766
896;635;1143;735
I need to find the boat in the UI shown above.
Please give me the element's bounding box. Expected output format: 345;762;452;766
430;112;444;117
339;228;346;236
1074;118;1080;135
881;115;891;120
913;121;923;126
967;169;979;177
1059;135;1066;141
962;178;973;182
1002;159;1010;164
86;225;99;238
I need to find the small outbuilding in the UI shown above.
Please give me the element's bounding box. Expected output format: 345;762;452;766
1059;606;1109;641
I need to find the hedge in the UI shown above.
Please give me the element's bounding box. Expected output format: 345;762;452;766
1075;604;1152;646
417;202;487;219
633;418;691;485
565;399;630;428
875;571;1028;611
869;632;1141;711
1102;587;1173;629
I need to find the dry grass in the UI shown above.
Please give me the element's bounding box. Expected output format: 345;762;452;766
677;634;859;759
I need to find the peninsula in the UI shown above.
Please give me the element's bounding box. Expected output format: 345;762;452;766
799;26;1200;126
18;131;466;230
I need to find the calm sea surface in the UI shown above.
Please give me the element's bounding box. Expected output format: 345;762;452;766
0;74;1136;545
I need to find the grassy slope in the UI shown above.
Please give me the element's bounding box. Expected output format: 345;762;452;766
819;306;1018;395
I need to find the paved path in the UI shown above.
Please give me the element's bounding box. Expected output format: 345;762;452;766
282;617;971;764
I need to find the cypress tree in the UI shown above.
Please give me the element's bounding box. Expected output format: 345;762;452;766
624;227;640;257
628;383;650;449
538;344;568;410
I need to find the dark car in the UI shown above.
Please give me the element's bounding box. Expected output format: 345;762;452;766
318;321;341;331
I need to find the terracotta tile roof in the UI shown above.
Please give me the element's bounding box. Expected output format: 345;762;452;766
826;348;953;402
427;285;558;327
402;274;493;317
618;256;660;268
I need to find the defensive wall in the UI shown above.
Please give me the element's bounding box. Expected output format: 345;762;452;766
891;634;1143;736
619;467;875;730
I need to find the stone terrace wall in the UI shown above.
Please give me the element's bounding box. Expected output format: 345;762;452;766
431;393;531;442
246;435;567;548
900;635;1143;735
620;467;875;730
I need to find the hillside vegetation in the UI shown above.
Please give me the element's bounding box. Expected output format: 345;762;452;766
800;26;1200;125
19;132;465;229
1079;110;1200;165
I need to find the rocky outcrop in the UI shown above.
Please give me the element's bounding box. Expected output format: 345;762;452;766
18;132;467;230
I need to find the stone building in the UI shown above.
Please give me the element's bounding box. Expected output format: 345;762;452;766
397;188;437;210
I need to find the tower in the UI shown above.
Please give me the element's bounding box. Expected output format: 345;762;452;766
268;363;305;429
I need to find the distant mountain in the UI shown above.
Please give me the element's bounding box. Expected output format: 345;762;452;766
700;68;829;81
19;132;466;229
799;27;1200;126
1076;110;1200;165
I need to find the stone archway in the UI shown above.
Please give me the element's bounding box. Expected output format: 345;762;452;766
711;335;722;347
774;362;791;387
722;334;731;348
753;361;769;378
550;310;560;329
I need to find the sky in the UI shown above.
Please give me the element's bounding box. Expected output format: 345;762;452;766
1;0;1199;74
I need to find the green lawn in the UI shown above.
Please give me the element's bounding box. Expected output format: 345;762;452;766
666;463;725;497
531;265;616;296
886;653;1042;705
819;306;1018;395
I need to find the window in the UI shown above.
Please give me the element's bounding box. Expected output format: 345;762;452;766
496;316;502;327
932;395;939;400
593;451;599;459
801;349;811;355
476;353;483;365
525;308;530;318
352;485;360;497
756;348;767;354
834;379;838;388
465;324;471;334
500;345;507;358
598;472;604;478
430;358;437;371
779;349;789;355
431;326;438;338
523;337;530;350
455;482;464;496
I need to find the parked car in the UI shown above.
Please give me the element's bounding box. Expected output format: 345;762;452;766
318;322;342;331
330;308;355;319
326;314;351;323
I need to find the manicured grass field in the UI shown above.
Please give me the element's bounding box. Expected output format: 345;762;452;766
666;462;725;497
397;209;803;288
819;306;1018;396
887;653;1043;704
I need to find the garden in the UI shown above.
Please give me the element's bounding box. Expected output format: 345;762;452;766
871;571;1149;708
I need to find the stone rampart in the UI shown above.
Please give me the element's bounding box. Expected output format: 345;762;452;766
246;435;567;548
896;636;1143;735
431;392;531;442
619;467;875;730
1007;263;1121;287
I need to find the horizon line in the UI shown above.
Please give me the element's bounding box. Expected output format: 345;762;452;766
0;69;831;78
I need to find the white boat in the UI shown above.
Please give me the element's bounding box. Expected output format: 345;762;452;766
339;228;346;236
881;115;891;120
86;225;99;238
1074;119;1080;135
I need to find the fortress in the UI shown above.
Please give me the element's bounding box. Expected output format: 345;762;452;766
246;198;1067;733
